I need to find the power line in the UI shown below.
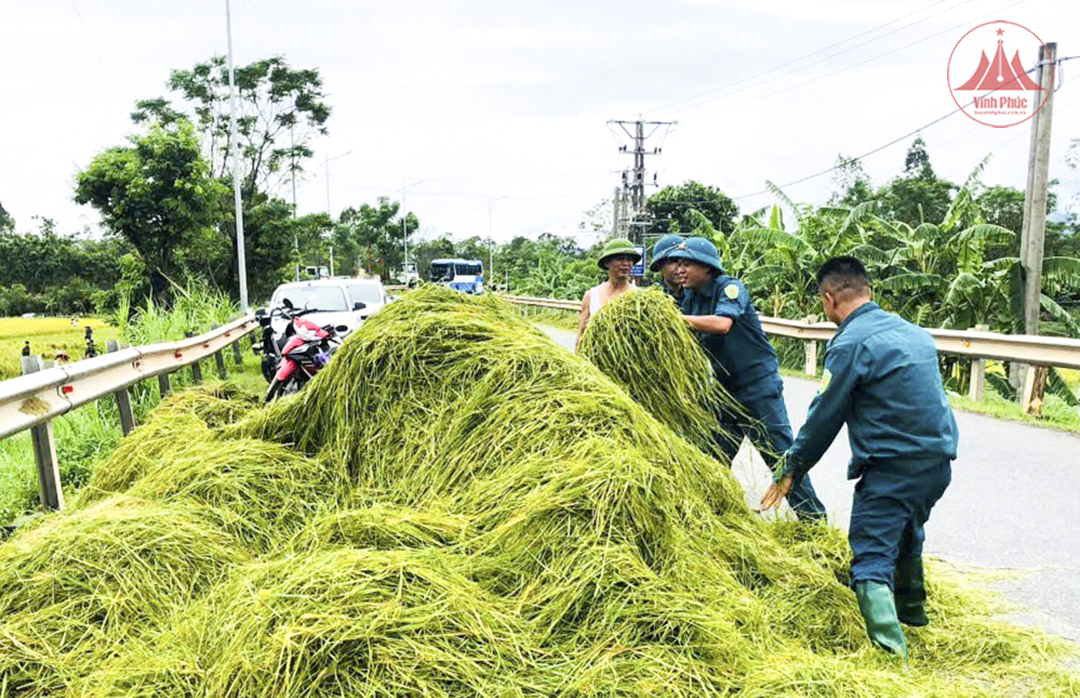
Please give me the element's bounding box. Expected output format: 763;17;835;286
729;56;1059;201
68;0;126;108
328;169;619;182
651;0;974;118
679;0;1028;123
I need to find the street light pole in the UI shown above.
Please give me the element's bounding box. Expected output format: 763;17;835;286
323;151;353;278
488;197;507;290
225;0;248;311
401;179;425;279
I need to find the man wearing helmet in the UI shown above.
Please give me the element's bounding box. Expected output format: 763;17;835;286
667;237;827;522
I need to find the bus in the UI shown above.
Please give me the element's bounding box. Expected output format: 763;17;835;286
428;258;485;294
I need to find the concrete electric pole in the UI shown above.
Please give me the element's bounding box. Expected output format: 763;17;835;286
1018;42;1058;411
608;118;676;243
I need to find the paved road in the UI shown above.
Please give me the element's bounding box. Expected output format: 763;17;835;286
540;324;1080;641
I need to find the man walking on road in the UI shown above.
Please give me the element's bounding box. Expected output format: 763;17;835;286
669;237;827;521
761;256;957;661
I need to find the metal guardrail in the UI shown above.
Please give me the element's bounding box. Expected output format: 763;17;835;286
0;315;258;440
503;294;1078;409
0;315;258;512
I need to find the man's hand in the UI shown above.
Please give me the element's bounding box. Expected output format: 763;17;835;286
682;314;733;335
760;475;793;512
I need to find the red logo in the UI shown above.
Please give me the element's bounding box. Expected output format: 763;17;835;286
948;21;1053;128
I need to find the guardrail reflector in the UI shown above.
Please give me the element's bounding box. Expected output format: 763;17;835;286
62;386;74;395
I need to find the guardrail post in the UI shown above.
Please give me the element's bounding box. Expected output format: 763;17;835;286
106;340;137;435
20;356;64;511
1022;365;1047;415
968;325;988;401
210;323;228;379
186;331;203;383
231;334;244;366
803;316;818;376
158;373;171;398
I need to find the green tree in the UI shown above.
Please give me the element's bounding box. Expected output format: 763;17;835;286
411;235;456;279
876;138;957;226
74;121;226;304
645;180;739;237
0;200;12;232
132;55;330;204
132;56;332;300
338;198;418;281
829;155;874;207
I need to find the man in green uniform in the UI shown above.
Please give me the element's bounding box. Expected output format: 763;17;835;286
669;237;827;521
650;234;685;302
761;256;957;660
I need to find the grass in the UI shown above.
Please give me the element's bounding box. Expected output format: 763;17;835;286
578;289;750;461
514;304;579;330
0;289;263;529
0;317;119;381
0;287;1077;696
0;355;265;529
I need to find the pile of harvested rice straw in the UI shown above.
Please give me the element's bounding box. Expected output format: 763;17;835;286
0;285;1075;697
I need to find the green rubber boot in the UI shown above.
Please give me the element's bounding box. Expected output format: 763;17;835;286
855;581;909;660
894;557;929;627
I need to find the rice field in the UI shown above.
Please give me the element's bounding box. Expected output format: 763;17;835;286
0;287;1076;696
0;316;118;381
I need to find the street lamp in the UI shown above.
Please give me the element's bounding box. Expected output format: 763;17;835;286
323;151;354;278
224;0;247;310
402;179;425;278
488;196;507;290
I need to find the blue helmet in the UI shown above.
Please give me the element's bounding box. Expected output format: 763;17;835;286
664;237;724;274
649;234;685;272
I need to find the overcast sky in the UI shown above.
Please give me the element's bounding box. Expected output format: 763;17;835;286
2;0;1079;249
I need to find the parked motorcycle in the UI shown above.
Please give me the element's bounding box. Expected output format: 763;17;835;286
252;306;290;383
259;299;349;403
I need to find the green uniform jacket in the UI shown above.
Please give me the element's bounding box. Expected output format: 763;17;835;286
786;302;958;481
680;276;780;393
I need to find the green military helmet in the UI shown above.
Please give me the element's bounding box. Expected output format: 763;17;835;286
664;236;724;274
649;234;685;272
597;238;642;269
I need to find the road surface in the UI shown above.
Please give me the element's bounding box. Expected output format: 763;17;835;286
539;324;1080;642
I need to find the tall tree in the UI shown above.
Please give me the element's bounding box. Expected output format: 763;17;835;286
645;180;739;237
410;235;456;279
829;155;874;207
876;137;956;226
338;198;418;281
132;55;331;204
0;199;12;232
74;121;225;303
132;55;332;300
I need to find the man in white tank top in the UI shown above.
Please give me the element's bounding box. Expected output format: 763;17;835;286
576;238;640;350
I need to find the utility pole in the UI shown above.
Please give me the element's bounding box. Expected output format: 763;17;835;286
488;196;506;288
608;118;676;244
1018;42;1058;410
611;187;622;238
326;154;332;278
401;180;425;281
488;201;494;288
224;0;248;311
321;151;353;278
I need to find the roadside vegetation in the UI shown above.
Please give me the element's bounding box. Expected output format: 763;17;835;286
0;291;256;528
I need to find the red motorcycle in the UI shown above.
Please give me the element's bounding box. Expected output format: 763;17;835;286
264;299;347;403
